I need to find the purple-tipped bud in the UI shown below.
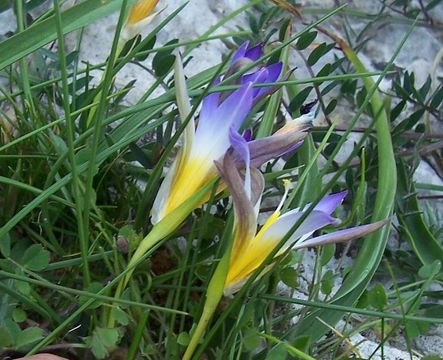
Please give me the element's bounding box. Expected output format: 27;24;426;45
221;42;282;103
231;41;263;64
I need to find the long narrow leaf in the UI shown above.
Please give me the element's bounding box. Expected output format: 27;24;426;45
0;0;130;70
293;33;398;342
396;159;443;264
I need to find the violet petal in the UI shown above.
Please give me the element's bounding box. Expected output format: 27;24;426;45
231;41;250;63
293;220;389;250
262;210;339;244
195;82;253;143
255;62;283;99
244;43;263;61
314;191;348;215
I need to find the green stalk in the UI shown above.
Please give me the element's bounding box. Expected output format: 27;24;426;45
127;311;150;360
16;0;35;115
80;0;129;286
108;179;218;327
182;216;234;360
53;0;90;286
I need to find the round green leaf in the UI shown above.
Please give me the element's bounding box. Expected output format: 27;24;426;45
22;244;50;271
12;308;27;323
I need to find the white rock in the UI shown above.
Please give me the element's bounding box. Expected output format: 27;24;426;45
347;332;421;359
0;9;16;35
415;325;443;357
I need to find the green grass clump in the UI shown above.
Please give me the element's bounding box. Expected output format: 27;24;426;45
0;1;442;359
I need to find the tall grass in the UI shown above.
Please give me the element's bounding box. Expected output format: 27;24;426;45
0;0;442;359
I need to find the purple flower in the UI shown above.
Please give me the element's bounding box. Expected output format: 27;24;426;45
225;41;283;103
151;45;284;223
215;150;388;296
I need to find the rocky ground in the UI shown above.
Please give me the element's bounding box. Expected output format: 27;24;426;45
1;0;442;358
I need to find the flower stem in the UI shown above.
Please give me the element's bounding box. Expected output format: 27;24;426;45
183;216;233;359
182;257;227;360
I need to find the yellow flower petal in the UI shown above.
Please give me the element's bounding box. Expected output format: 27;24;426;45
225;210;280;287
127;0;159;25
163;156;216;217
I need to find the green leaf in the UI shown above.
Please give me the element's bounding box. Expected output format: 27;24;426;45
292;335;311;353
236;303;256;329
256;27;289;138
418;76;432;100
390;99;406;122
425;0;443;10
324;98;337;115
22;244;50;271
256;89;282;138
118;224;142;252
396;160;443;265
403;71;415;94
405;319;429;338
177;331;190;346
265;344;287;360
0;0;10;14
120;35;142;58
430;86;443;108
316;63;332;78
0;0;129;70
135;34;157;61
320;270;334;295
88;327;120;359
12;308;27;323
242;328;260;351
418;260;441;280
356;290;369;308
288;86;313;114
0;233;11;257
280;267;298;288
0;327;14;347
152;39;178;77
16;327;44;348
153;54;176;77
368;283;387;310
307;43;335;66
14;280;32;295
320;244;335;266
392;108;425;136
341;79;357;95
110;307;129;326
296;31;317;50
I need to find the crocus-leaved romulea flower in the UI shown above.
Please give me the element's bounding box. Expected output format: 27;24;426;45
216;142;388;296
183;132;387;360
118;44;307;305
151;42;286;223
121;0;160;43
